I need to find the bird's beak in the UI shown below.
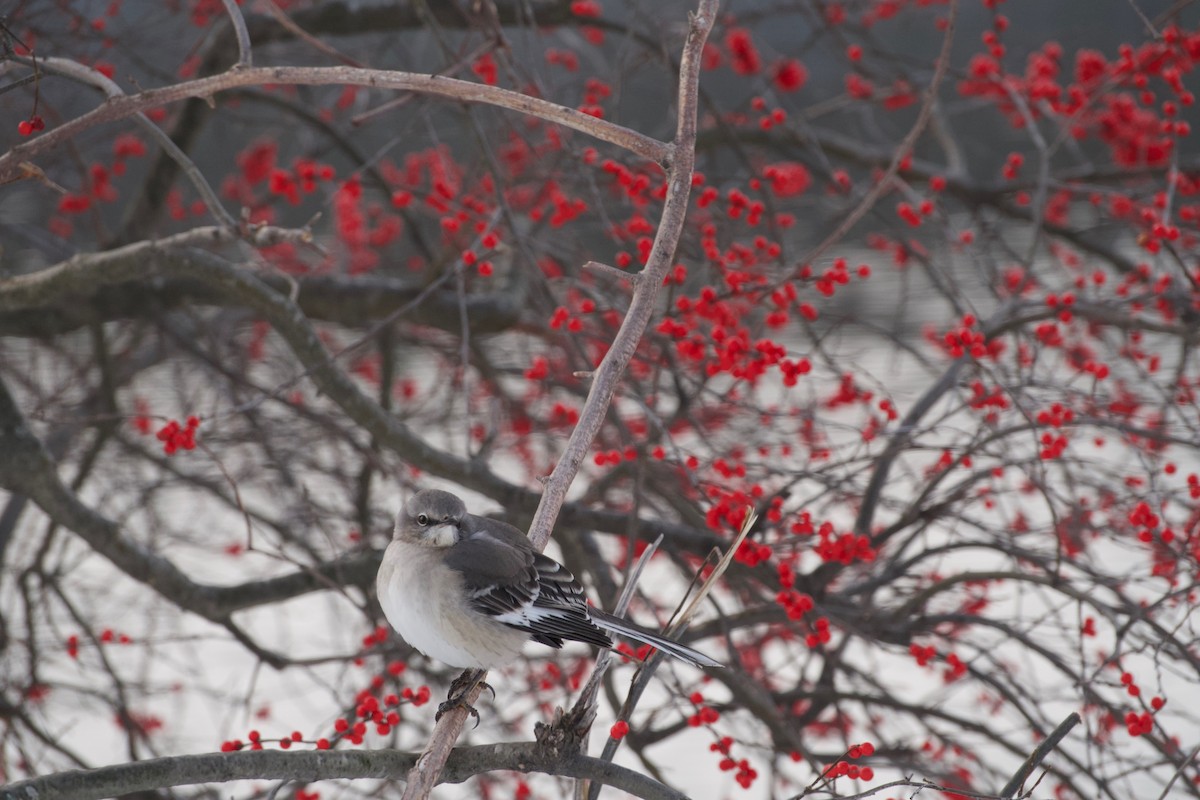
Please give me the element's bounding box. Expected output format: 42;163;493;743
424;520;462;548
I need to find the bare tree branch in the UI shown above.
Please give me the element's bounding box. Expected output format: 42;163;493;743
0;65;669;185
998;712;1081;799
0;742;688;800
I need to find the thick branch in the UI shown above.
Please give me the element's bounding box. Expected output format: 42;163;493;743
0;226;303;311
0;268;523;338
0;742;687;800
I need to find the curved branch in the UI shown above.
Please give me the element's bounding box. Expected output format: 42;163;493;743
219;0;253;68
0;65;668;184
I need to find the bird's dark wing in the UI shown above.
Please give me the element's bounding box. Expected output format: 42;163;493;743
443;514;539;615
521;553;613;648
443;515;611;649
530;553;590;608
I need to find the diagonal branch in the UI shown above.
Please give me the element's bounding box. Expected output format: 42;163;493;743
524;0;715;553
998;712;1081;799
398;2;719;799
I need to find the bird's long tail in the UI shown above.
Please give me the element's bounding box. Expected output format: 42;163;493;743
590;609;723;668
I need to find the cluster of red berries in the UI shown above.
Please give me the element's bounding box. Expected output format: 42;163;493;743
16;116;45;136
686;691;721;727
823;741;876;781
156;416;200;455
1125;711;1154;737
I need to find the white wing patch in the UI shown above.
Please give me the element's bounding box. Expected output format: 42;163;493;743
493;599;557;628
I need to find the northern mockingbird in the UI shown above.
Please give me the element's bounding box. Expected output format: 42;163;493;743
377;489;721;716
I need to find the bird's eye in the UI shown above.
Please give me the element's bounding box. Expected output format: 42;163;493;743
416;514;429;526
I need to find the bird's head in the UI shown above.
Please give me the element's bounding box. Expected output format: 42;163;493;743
395;489;467;548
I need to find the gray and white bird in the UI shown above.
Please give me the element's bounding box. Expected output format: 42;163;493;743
376;489;722;677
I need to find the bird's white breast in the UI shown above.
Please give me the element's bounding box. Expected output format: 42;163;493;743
377;539;528;669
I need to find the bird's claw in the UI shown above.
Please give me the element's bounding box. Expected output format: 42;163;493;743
436;695;481;727
435;669;492;728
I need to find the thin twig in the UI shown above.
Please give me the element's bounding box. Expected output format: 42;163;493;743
255;0;363;67
998;711;1081;798
1124;0;1160;36
667;509;755;637
220;0;254;67
1154;741;1200;800
791;777;1018;800
571;534;663;800
583;260;641;285
587;509;754;800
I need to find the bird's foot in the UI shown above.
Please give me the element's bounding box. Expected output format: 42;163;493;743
435;694;479;726
435;669;492;727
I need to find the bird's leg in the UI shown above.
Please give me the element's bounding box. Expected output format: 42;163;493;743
436;668;493;726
